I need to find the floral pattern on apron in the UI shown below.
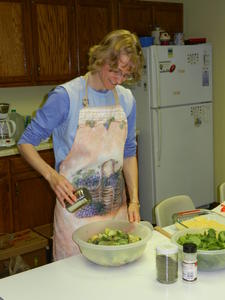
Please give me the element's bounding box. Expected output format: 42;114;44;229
53;75;128;260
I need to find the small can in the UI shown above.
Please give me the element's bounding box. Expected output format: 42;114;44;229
66;187;92;213
156;243;178;284
182;242;197;282
174;32;184;45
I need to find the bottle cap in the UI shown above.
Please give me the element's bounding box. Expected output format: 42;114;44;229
183;242;197;253
156;243;178;255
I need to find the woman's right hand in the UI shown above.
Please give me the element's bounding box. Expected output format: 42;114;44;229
47;169;77;207
17;143;77;207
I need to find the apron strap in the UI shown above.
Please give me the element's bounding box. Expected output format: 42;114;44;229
83;72;119;107
82;72;89;107
112;89;119;105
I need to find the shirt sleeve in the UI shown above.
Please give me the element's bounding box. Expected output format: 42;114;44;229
124;99;137;158
18;87;70;146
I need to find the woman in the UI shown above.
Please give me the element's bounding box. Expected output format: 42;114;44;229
18;29;144;260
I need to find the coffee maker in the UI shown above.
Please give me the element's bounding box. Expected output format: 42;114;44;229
0;103;16;147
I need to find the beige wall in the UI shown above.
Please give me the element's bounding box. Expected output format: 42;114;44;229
0;85;55;116
183;0;225;201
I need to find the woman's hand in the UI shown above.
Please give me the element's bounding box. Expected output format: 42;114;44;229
128;202;140;223
47;170;76;207
18;143;76;207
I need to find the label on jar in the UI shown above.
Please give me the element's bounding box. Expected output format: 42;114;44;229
182;260;197;282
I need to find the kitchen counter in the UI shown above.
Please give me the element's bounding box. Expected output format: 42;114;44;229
0;229;224;300
0;140;53;157
0;129;139;158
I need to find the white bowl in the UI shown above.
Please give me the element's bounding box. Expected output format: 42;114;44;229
72;220;153;266
171;227;225;271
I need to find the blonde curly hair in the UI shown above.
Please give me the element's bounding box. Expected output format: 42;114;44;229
88;29;144;83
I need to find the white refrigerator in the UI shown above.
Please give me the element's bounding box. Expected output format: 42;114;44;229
131;44;214;222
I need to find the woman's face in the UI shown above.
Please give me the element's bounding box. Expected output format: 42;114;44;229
99;54;133;90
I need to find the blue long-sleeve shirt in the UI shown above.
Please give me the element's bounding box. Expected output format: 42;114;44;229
19;77;137;171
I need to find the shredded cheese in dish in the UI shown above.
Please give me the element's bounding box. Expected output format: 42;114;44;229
176;216;225;231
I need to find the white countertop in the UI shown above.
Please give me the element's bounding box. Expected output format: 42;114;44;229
0;140;53;157
0;229;224;300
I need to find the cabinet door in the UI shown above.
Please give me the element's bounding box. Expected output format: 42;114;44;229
0;0;32;86
118;0;153;36
12;170;55;231
0;159;13;233
31;0;76;84
10;150;56;231
76;0;117;75
152;3;183;38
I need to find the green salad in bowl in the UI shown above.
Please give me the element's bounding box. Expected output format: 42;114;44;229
171;227;225;271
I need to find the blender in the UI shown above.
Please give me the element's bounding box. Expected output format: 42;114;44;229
0;103;16;147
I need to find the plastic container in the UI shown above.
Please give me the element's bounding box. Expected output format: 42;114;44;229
72;220;153;266
156;243;178;284
139;36;154;47
9;109;25;142
182;242;197;282
171;227;225;271
151;27;161;45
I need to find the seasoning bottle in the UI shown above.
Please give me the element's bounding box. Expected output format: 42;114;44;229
182;242;197;282
156;243;178;284
66;187;92;213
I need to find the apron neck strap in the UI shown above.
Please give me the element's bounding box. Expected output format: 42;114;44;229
83;72;119;107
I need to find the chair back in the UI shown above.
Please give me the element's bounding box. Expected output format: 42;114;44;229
219;182;225;203
155;195;195;227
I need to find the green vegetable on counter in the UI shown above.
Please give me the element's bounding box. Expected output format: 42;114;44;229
177;228;225;250
88;228;141;245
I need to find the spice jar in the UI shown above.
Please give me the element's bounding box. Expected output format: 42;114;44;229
66;187;92;213
156;243;178;284
182;242;197;282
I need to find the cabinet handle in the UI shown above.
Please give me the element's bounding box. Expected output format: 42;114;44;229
37;65;41;75
15;183;19;196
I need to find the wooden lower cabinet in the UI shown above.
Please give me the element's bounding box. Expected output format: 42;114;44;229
0;149;55;233
12;170;55;231
0;159;13;233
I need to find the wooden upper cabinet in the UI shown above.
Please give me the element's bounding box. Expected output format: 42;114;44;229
0;0;32;86
152;2;183;38
0;0;183;86
117;0;153;36
76;0;117;75
31;0;76;84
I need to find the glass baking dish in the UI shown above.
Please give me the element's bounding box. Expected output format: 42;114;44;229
172;209;225;230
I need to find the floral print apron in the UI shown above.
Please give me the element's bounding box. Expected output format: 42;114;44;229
53;75;128;260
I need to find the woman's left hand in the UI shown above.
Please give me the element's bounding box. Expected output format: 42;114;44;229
128;202;140;223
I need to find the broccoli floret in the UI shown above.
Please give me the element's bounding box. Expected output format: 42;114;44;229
207;228;216;239
218;231;225;242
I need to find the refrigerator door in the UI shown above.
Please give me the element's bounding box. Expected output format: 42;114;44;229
151;103;214;211
145;44;212;107
130;70;155;222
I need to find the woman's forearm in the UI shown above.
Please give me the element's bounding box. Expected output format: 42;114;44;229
18;143;76;205
18;143;56;181
123;156;139;203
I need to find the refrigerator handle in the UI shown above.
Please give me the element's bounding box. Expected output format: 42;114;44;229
153;47;161;107
155;109;162;166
